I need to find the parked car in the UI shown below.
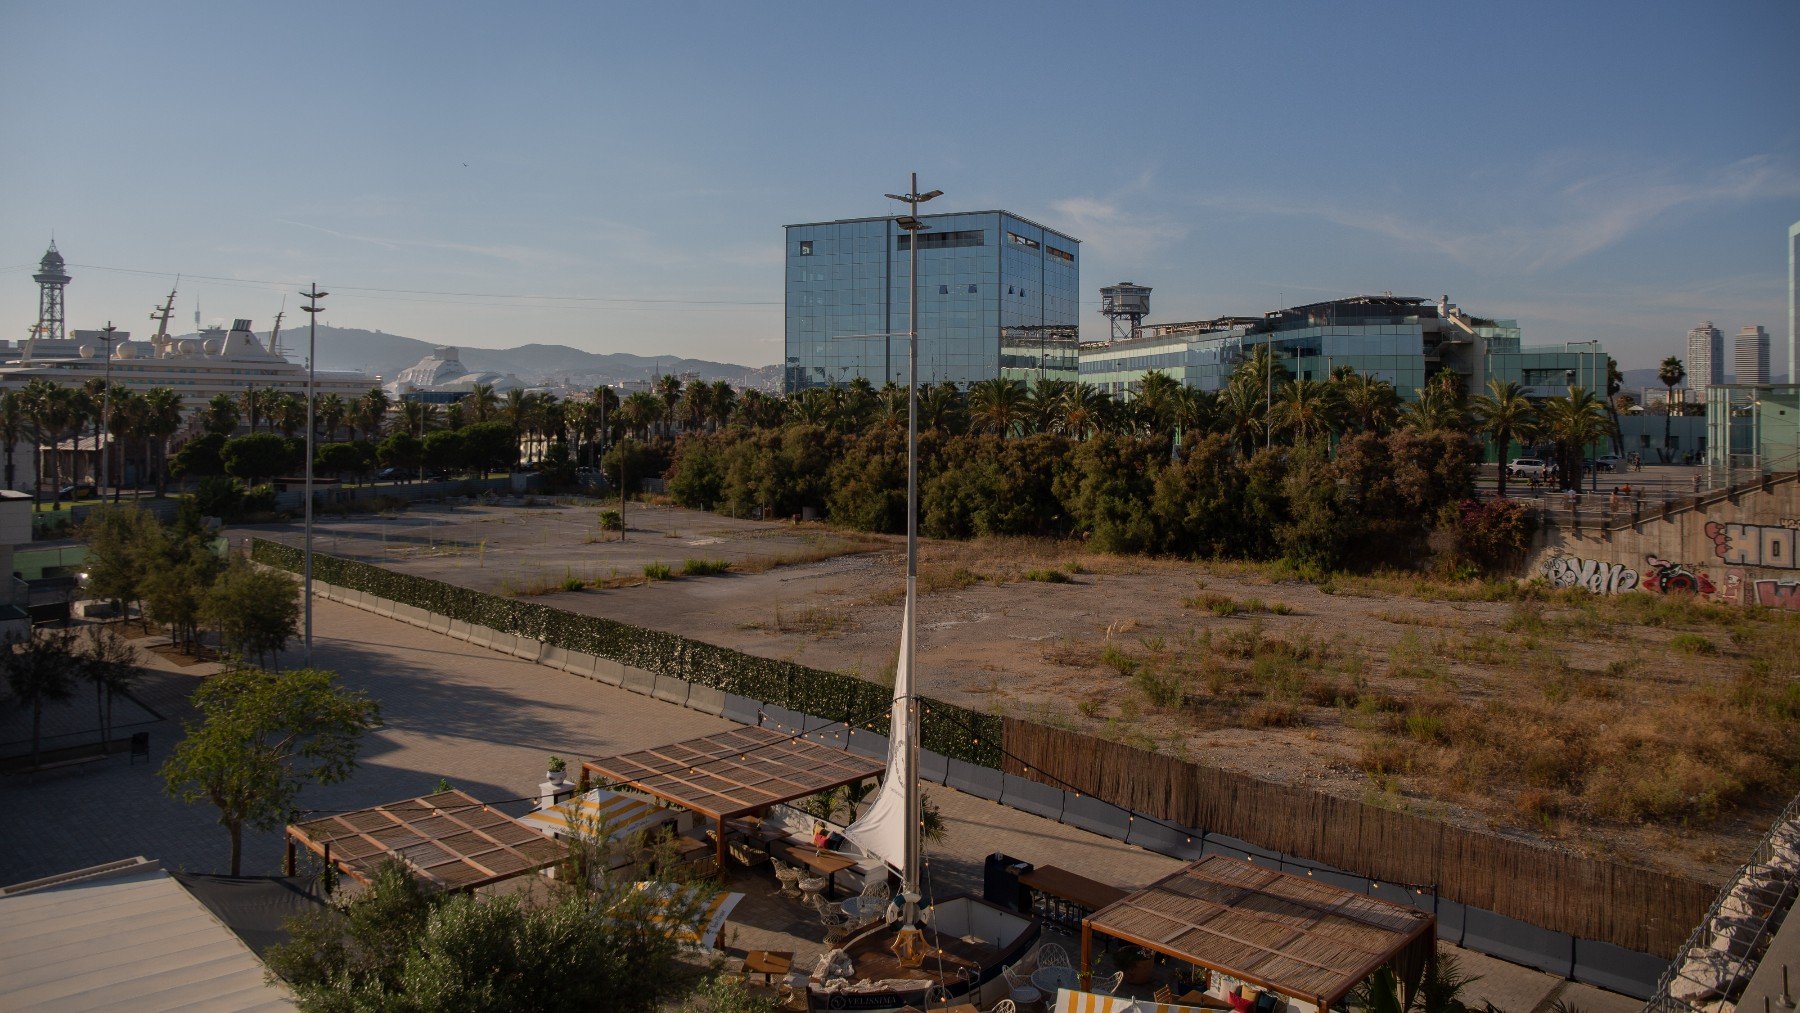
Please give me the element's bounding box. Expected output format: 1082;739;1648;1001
1594;454;1623;472
1506;458;1553;478
56;484;96;500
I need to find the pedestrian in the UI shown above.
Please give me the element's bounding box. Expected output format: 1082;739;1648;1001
1564;486;1579;511
1607;488;1621;512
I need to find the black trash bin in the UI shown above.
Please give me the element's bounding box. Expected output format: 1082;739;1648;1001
983;853;1033;912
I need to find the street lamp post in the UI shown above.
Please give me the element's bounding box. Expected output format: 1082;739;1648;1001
98;322;116;500
299;284;328;666
882;173;940;942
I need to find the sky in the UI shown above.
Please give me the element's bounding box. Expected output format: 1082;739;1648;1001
2;1;1797;374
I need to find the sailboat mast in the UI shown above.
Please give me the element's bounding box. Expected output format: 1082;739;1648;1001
901;170;922;930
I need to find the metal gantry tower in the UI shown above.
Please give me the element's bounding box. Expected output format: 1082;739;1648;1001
1099;282;1151;342
32;240;71;348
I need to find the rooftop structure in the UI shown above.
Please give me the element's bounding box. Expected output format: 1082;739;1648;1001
1079;293;1604;402
286;788;565;892
383;346;525;402
785;209;1080;391
0;857;294;1010
31;241;70;346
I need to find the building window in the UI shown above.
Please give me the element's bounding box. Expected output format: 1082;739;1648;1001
1007;231;1040;250
896;230;984;251
798;241;813;256
1046;245;1074;263
968;285;977;294
939;285;949;294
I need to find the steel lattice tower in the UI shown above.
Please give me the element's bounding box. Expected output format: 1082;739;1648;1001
33;241;71;343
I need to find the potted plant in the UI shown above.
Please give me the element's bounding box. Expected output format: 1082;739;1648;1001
1116;945;1155;987
546;756;567;782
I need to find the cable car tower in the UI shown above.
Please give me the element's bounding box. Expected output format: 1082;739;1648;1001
1099;282;1151;342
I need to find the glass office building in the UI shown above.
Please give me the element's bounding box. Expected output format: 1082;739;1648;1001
1080;294;1603;401
784;211;1079;392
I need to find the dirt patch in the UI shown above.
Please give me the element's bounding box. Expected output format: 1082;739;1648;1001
243;501;1797;882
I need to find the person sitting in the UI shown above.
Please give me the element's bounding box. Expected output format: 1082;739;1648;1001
813;821;846;851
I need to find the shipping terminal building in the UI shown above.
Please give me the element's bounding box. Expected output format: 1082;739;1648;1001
784;211;1081;392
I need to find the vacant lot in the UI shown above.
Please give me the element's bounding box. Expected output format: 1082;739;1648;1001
247;495;1799;882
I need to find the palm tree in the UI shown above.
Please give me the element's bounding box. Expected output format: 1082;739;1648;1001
316;393;346;442
202;392;240;436
967;377;1028;437
272;393;306;438
18;379;56;505
1135;370;1184;445
680;379;711;433
503;389;530;451
1217;381;1265;457
358;387;391;442
240;386;263;433
707;380;736;432
400;400;429;438
1471;379;1534;498
1603;356;1625;456
1272;378;1340;445
35;385;78;506
141;387;183;496
1057;382;1105;440
654;374;683;437
467;383;500;424
1402;379;1469;432
1336;373;1401;435
918;383;964;434
1538;387;1613;490
620;391;661;440
105;388;146;501
1658;356;1685;463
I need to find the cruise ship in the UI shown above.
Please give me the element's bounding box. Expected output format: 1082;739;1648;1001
0;318;379;410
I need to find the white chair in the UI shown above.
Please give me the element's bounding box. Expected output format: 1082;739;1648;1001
812;894;856;942
988;999;1018;1013
1001;965;1041;1008
772;859;802;897
1037;942;1072;968
799;875;829;901
1094;970;1125;995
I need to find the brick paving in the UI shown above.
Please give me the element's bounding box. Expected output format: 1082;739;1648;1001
0;599;1638;1012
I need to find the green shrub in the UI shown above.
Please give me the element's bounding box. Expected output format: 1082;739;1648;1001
1023;568;1070;583
598;510;623;531
1670;633;1715;655
681;559;731;577
644;562;673;580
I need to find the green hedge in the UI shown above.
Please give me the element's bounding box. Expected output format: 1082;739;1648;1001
253;538;1002;768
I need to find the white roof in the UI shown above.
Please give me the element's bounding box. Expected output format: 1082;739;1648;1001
0;858;294;1011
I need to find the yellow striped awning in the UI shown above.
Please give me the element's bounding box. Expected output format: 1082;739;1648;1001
1055;991;1213;1013
519;788;678;843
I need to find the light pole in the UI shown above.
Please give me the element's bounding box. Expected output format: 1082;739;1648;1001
881;173;939;946
299;283;327;666
98;322;116;499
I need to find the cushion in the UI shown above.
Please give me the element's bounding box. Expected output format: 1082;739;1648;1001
1229;991;1256;1013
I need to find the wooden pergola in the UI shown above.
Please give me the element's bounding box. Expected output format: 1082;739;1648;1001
582;726;885;872
1081;855;1437;1011
286;789;566;891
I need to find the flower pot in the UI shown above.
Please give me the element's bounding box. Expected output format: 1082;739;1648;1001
1124;956;1155;987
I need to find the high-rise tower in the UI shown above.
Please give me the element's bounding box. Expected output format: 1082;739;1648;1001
1788;219;1798;383
1735;325;1770;385
1686;321;1723;403
32;241;71;345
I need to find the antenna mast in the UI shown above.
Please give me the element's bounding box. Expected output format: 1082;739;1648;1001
150;278;178;357
269;297;287;359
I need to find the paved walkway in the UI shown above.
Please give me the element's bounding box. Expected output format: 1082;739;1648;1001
0;599;1639;1013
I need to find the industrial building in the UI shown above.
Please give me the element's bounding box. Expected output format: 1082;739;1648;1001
1078;291;1607;400
783;211;1079;392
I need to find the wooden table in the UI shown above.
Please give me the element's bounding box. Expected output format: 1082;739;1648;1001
740;949;793;985
777;842;858;898
1017;865;1127;921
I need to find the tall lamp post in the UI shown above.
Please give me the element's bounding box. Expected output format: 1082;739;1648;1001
299;284;328;666
881;174;939;945
97;322;116;498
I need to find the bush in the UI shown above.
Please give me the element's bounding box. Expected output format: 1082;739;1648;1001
193;476;246;519
643;562;673;580
1443;498;1535;574
681;559;730;577
598;509;623;531
1023;568;1070;583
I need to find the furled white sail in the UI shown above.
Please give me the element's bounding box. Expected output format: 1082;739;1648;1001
843;596;911;874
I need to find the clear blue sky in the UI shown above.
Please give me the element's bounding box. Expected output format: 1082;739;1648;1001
2;1;1796;373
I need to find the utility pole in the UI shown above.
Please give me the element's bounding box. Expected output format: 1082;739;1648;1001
98;322;116;500
299;283;328;666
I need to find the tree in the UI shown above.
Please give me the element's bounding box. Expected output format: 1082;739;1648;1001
1271;378;1340;445
202;557;301;667
421;429;466;475
222;432;291;485
202;392;241;437
162;666;380;875
1470;379;1535;498
967;377;1028;437
315;441;369;481
1538;387;1613;490
78;624;139;752
0;390;24;493
143;521;224;654
80;504;159;618
2;630;80;770
315;393;346;443
1658;356;1686;462
377;432;424;478
170;432;227;484
460;420;517;474
141;387;184;496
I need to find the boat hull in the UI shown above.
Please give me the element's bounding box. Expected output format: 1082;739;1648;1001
805;895;1040;1011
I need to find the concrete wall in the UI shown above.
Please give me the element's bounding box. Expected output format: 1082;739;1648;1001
1527;471;1800;609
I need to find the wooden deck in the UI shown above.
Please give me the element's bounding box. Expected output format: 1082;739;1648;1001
842;923;999;986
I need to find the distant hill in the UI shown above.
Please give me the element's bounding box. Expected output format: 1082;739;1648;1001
170;325;774;387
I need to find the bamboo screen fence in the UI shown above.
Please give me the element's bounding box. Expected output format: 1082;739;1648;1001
1001;718;1717;958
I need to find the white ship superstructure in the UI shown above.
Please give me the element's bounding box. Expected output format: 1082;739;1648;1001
0;318;376;409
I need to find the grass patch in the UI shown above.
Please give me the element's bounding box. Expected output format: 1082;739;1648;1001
643;562;673;580
681;558;731;576
1669;632;1715;655
1023;567;1071;583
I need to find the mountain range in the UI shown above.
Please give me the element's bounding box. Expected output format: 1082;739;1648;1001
174;324;776;387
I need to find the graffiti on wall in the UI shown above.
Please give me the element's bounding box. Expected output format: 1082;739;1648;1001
1541;553;1639;593
1753;579;1800;610
1540;552;1718;595
1707;522;1800;570
1641;556;1717;595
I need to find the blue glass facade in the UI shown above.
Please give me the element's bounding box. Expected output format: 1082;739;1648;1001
785;211;1079;391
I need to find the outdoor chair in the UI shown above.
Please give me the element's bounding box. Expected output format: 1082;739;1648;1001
1093;970;1124;995
988;1002;1017;1013
1001;965;1041;1007
772;859;802;897
798;875;829;901
1037;942;1072;968
1155;984;1175;1002
811;894;856;942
